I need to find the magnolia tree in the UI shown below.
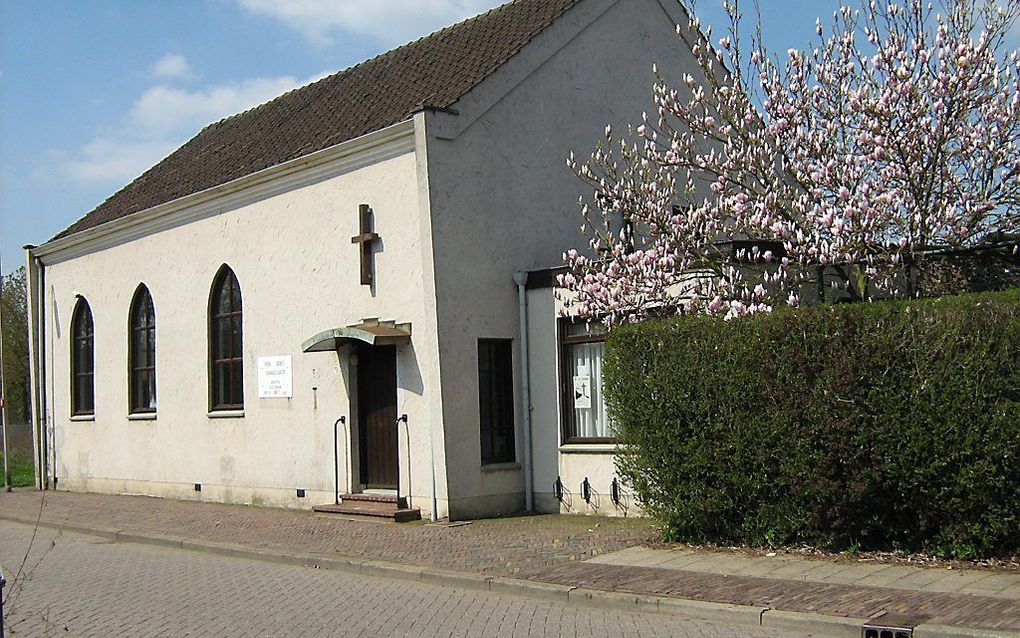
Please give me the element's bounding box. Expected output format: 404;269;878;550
560;0;1020;323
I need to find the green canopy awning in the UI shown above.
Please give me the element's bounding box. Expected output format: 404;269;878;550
302;324;411;352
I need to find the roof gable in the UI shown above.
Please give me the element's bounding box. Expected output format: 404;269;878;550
55;0;583;240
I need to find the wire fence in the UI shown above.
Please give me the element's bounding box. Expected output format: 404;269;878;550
0;424;32;459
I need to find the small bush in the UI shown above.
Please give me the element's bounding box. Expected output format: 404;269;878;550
606;289;1020;558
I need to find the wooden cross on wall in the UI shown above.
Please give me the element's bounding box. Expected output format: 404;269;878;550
351;204;380;286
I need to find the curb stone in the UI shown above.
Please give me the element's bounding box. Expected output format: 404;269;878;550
488;576;572;602
568;587;661;614
761;609;867;637
2;513;1017;638
114;531;185;550
655;597;768;626
914;625;1019;638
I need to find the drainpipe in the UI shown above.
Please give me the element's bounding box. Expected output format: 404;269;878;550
428;415;438;523
513;272;534;512
23;245;47;490
1;253;10;492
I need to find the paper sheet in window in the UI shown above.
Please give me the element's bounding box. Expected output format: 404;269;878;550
573;375;592;409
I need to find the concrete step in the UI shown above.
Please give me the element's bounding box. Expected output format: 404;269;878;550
313;500;421;522
338;492;407;508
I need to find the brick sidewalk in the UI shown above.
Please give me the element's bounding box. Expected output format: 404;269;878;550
2;491;1017;634
0;491;655;577
535;562;1020;632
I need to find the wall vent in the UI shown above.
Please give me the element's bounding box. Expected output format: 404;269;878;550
194;483;202;492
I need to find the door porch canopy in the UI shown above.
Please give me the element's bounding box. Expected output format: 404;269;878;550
301;322;411;352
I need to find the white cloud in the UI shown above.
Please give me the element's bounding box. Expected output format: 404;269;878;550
61;139;178;183
234;0;503;47
127;77;306;136
150;53;195;79
59;73;325;184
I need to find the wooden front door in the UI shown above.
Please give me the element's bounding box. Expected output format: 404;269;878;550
358;345;398;488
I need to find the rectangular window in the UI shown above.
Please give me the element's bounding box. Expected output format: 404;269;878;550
561;320;614;443
478;339;515;465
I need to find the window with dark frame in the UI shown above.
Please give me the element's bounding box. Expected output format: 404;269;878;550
129;285;157;414
560;319;615;443
209;266;244;411
71;297;95;416
477;339;515;465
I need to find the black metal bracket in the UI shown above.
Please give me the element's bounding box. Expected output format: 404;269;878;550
553;476;564;502
610;477;621;506
581;477;592;504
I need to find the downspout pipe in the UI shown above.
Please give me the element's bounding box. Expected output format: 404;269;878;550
513;271;534;512
23;245;46;490
1;253;10;492
428;416;438;522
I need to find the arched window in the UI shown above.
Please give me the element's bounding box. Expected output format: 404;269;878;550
71;297;95;416
209;266;243;410
129;285;157;413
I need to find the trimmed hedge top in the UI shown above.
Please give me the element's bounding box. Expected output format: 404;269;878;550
606;289;1020;558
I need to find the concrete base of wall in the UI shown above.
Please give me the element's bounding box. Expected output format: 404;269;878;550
447;491;525;520
55;476;450;519
53;477;641;520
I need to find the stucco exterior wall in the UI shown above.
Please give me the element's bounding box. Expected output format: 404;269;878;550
423;0;694;518
31;0;705;521
524;285;643;517
39;136;450;517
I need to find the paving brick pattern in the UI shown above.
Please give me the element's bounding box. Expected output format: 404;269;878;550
591;546;1020;599
2;491;1017;633
0;492;656;577
532;562;1020;632
0;522;783;638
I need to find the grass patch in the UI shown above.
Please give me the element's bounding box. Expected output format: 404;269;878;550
0;449;35;488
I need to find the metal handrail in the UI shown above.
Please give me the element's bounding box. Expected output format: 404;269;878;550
333;417;347;505
397;414;409;507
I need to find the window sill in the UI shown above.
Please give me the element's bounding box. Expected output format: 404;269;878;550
207;410;245;419
69;414;95;422
559;443;618;454
128;413;157;421
481;461;521;473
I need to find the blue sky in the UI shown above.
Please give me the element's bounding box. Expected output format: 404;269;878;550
1;0;1016;273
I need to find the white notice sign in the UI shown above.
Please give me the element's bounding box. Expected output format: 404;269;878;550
572;375;592;410
258;356;293;398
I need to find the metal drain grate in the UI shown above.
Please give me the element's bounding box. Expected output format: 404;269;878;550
862;613;920;638
862;628;912;638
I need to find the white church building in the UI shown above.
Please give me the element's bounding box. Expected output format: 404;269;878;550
24;0;702;521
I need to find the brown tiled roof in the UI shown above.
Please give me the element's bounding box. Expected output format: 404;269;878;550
55;0;583;240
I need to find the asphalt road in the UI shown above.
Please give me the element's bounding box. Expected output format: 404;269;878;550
0;521;783;637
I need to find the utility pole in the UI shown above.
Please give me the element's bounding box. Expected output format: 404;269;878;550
0;253;11;492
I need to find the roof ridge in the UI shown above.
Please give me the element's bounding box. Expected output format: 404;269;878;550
52;0;586;241
201;0;531;134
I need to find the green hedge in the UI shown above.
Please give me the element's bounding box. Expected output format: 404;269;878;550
605;289;1020;558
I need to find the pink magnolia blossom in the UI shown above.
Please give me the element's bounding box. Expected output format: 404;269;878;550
560;0;1020;326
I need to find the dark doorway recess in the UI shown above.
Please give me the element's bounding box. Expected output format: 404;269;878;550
358;345;398;489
